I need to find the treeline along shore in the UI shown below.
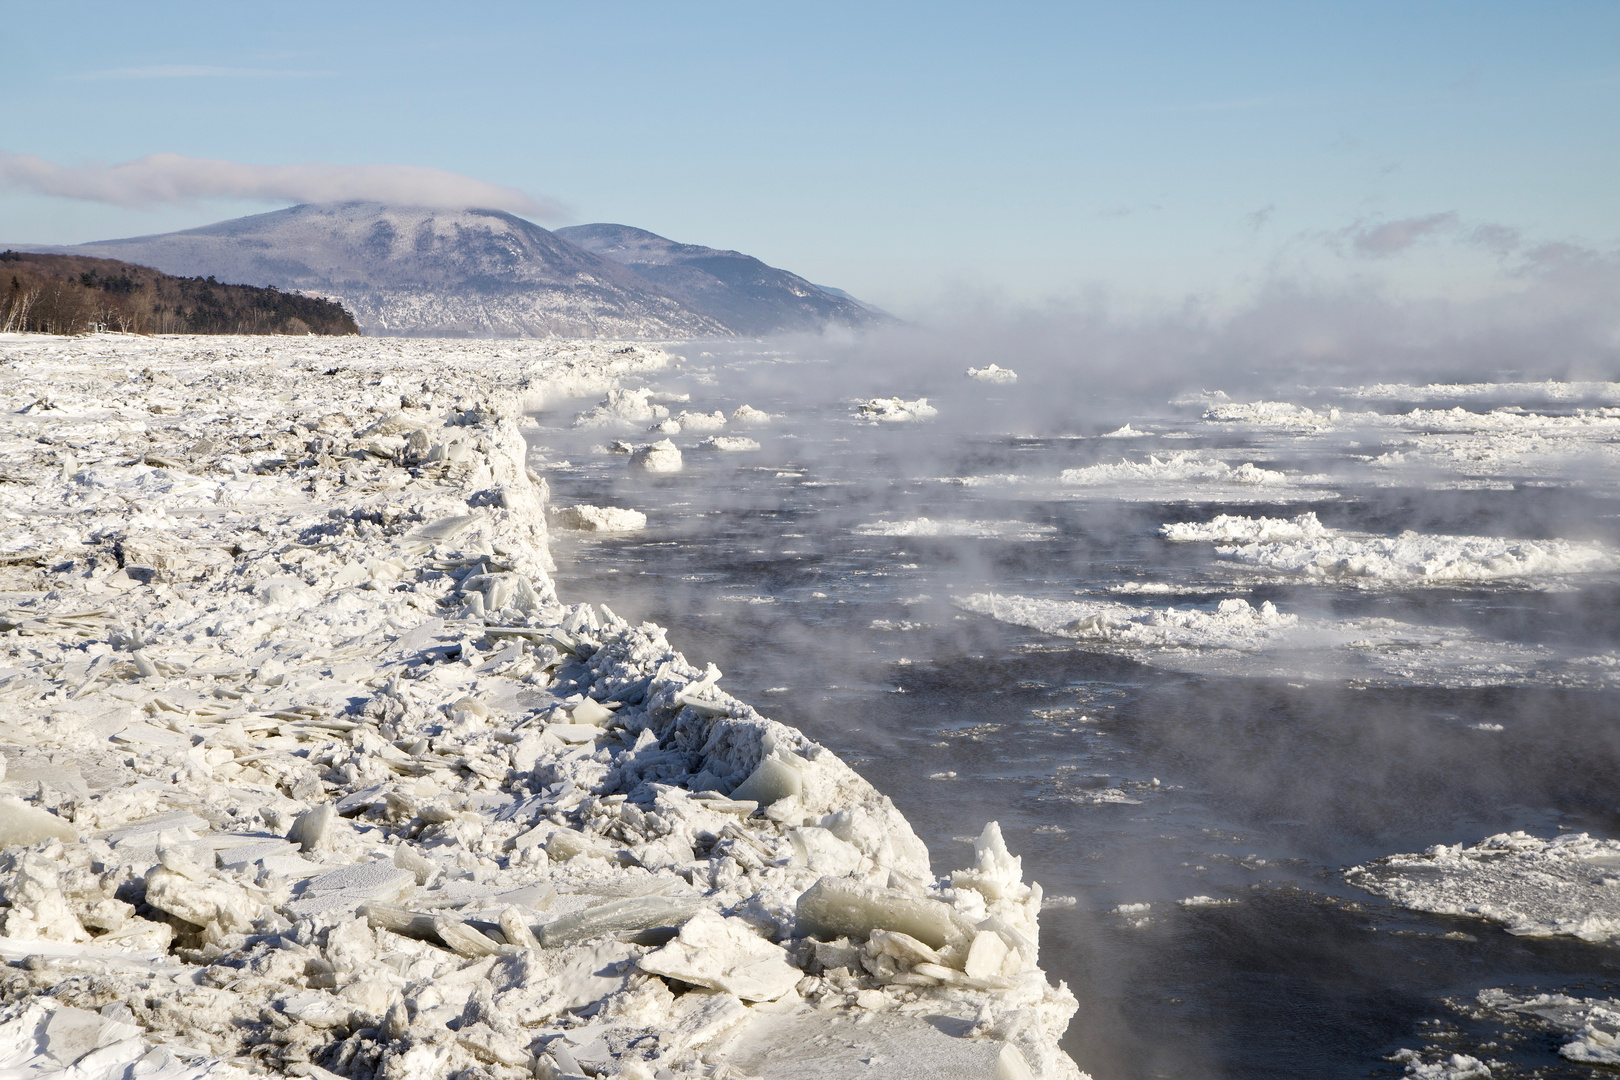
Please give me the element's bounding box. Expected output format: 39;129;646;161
0;251;359;336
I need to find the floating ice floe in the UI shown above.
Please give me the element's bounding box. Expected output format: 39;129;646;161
1348;831;1620;941
957;594;1298;651
1338;379;1620;403
550;505;648;532
631;438;684;473
1098;424;1143;438
1202;400;1341;428
1389;1049;1494;1079
855;397;938;422
697;435;761;452
0;332;1084;1080
855;517;1058;540
1476;988;1620;1066
1061;452;1286;487
967;364;1018;383
729;404;774;426
953;590;1616;689
1162;512;1333;545
572;386;671;428
1164;513;1617;585
671;409;728;432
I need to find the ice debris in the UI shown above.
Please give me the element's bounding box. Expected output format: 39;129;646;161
967;365;1018;383
1476;988;1620;1066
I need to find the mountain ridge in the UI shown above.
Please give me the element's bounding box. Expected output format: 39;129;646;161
556;222;881;335
24;203;724;339
13;205;881;339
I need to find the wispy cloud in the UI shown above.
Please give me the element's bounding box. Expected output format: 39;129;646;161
0;151;565;218
1341;212;1459;256
73;65;333;80
1246;202;1277;231
1099;203;1162;219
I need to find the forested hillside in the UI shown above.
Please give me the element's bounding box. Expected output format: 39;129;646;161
0;251;359;336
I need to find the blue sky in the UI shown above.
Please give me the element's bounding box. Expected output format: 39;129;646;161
2;1;1616;313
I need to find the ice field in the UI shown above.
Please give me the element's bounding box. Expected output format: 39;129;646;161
0;334;1080;1080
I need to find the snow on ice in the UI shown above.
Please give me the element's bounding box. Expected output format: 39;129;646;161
1349;831;1620;942
0;333;1084;1080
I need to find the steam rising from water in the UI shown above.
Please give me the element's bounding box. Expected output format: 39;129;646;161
532;288;1620;1079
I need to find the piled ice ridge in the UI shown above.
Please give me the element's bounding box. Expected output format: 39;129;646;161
0;334;1082;1080
1348;832;1620;941
854;398;938;422
1164;514;1616;585
966;365;1017;384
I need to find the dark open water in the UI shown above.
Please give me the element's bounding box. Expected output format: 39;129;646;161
528;343;1620;1079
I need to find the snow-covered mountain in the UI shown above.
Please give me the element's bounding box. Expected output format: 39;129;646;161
556;223;884;335
44;204;727;338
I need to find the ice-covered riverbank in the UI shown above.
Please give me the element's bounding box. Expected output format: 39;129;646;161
0;334;1081;1080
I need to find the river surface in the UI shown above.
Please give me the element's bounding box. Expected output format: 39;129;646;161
527;342;1620;1079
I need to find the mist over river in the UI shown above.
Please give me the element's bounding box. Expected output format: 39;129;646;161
530;341;1620;1080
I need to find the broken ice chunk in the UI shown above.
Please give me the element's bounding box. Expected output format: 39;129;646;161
434;915;504;958
536;895;705;948
143;866;259;932
284;860;417;919
551;505;647;532
795;876;969;949
542;724;602;745
569;698;615;726
868;929;943;967
729;755;803;807
950;821;1027;901
42;1005;140;1066
0;796;77;846
409;514;479;544
638;911;799;1001
287;804;347;852
964;929;1010;980
787;826;865;875
498;905;540;950
545;830;612;862
393;843;440;886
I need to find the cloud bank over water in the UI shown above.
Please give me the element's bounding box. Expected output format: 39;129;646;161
0;151;561;218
